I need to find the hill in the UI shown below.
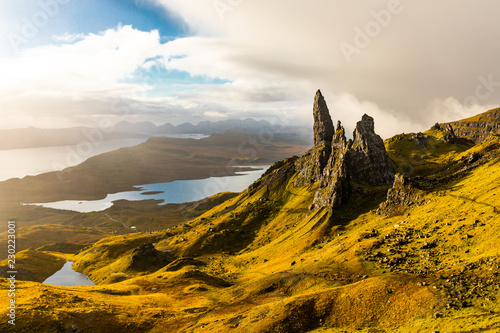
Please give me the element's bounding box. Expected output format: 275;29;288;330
0;127;146;150
0;92;499;332
0;130;309;204
112;118;311;142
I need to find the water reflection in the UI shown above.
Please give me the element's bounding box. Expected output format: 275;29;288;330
0;138;148;181
29;166;269;213
43;261;95;287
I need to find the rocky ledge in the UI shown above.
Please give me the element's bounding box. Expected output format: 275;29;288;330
446;107;500;144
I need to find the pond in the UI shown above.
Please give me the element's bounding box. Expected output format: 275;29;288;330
42;261;96;287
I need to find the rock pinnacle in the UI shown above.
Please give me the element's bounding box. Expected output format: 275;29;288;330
313;90;335;147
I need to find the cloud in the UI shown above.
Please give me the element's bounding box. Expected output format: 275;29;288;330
3;1;500;137
0;26;167;127
52;33;86;43
0;26;155;97
150;0;500;135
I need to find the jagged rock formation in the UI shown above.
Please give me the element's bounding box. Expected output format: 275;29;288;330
349;115;395;186
447;107;500;143
313;90;335;146
295;91;334;186
440;124;458;143
297;90;395;211
312;122;350;209
377;173;425;216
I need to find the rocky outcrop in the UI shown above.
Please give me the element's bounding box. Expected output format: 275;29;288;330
447;107;500;143
377;174;425;216
294;145;331;187
296;90;395;211
311;122;350;209
127;243;174;272
440;124;458;143
348;115;395;186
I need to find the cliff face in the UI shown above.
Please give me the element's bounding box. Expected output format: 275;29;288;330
447;107;500;143
296;90;395;211
313;90;335;146
349;114;395;186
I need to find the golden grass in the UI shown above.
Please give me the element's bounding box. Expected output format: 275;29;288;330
1;126;500;332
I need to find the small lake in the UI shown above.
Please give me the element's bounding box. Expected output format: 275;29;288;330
43;261;96;287
28;166;269;213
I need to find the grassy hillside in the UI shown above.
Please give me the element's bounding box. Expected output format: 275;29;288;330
0;192;238;261
0;249;68;283
1;122;500;331
0;224;105;261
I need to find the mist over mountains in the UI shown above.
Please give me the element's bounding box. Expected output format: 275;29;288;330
0;118;312;150
111;118;311;139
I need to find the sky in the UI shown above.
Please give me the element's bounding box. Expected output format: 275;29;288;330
0;0;500;138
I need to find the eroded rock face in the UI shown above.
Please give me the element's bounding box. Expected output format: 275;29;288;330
294;90;334;187
297;90;395;211
311;122;350;209
441;124;458;143
448;108;500;143
348;114;395;186
294;145;331;187
313;90;335;147
377;174;425;216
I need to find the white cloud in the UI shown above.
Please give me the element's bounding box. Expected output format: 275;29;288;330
52;33;86;43
150;0;500;134
0;26;162;94
3;1;500;136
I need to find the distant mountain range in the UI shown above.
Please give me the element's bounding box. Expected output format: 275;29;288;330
111;118;311;140
0;119;312;150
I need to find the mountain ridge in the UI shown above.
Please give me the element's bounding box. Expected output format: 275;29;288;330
445;107;500;143
0;118;312;151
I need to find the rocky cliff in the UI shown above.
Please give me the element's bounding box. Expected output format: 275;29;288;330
296;90;395;211
446;107;500;143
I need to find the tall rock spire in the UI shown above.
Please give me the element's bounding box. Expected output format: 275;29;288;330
313;90;335;146
294;90;334;187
